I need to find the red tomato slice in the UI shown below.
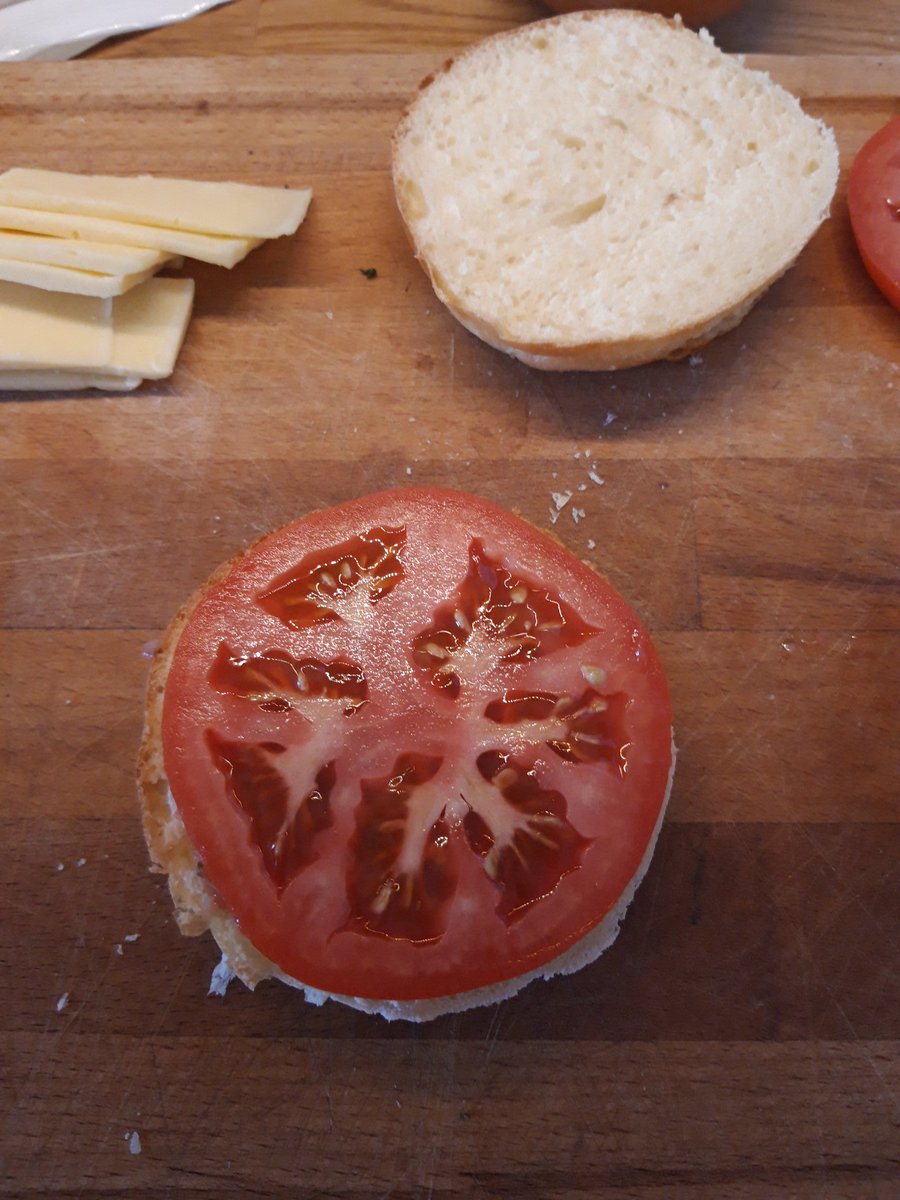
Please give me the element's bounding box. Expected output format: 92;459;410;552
162;489;673;1001
847;116;900;310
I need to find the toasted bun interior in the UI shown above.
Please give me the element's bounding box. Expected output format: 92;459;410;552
392;11;838;369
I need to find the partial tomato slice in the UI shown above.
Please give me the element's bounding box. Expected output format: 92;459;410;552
847;116;900;310
161;489;673;1001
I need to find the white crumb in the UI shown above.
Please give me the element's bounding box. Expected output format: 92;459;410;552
56;863;64;872
76;857;86;868
115;944;124;956
325;310;333;320
588;469;605;486
551;490;572;511
56;992;68;1013
587;538;597;550
548;508;560;525
128;1131;141;1155
209;956;235;997
571;507;586;523
578;483;587;491
405;466;412;476
689;353;704;366
123;933;140;943
603;413;616;426
574;450;581;458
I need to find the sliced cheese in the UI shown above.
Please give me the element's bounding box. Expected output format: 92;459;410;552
0;206;259;268
0;370;142;392
0;230;170;274
0;276;193;381
108;277;194;379
0;256;162;298
0;282;112;369
0;168;312;240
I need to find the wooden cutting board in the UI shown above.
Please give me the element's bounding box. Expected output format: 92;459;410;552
1;54;897;1198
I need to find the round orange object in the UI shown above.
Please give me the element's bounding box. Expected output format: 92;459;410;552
847;117;900;311
541;2;746;27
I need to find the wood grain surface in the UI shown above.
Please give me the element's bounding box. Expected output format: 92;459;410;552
88;0;900;58
1;29;898;1200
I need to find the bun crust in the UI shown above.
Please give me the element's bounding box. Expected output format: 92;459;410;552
392;10;839;370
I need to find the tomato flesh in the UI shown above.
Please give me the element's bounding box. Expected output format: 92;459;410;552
847;116;900;311
162;489;673;1000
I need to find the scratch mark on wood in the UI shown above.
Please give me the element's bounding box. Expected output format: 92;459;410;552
0;541;157;567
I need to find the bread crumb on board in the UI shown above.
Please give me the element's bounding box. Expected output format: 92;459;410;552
209;956;235;997
56;992;68;1013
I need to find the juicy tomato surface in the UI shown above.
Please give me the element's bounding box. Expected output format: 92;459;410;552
162;489;673;1000
847;116;900;311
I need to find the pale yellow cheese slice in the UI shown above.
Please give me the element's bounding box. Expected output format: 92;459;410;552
0;282;112;369
0;168;312;239
108;277;194;379
0;256;162;298
0;206;259;268
0;276;194;381
0;230;170;274
0;370;142;392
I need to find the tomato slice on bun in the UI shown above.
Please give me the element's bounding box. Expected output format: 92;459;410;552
140;489;674;1018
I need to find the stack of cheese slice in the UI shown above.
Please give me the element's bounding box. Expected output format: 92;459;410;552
0;169;312;391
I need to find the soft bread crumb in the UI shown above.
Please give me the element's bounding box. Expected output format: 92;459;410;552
209;956;235;997
392;10;838;370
